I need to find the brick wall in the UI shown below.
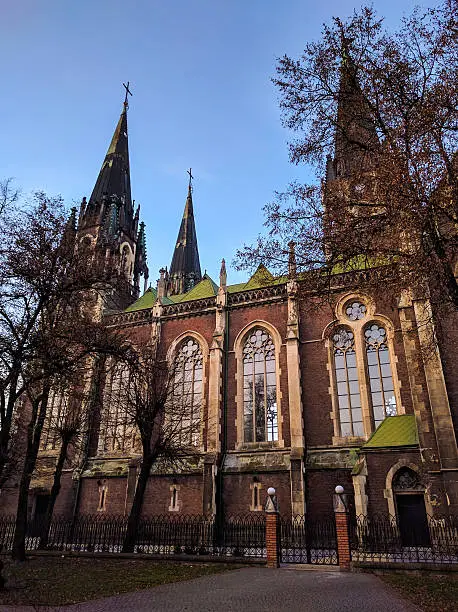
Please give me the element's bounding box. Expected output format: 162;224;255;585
221;471;291;516
364;450;422;515
305;469;354;520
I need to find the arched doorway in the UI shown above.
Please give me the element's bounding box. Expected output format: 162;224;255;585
393;467;430;546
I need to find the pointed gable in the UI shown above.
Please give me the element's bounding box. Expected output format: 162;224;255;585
244;265;275;290
124;286;157;312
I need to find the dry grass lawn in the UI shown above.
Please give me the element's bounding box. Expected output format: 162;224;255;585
379;572;458;612
0;555;240;606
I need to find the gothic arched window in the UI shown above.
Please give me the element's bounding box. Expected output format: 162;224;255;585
365;323;397;427
171;338;203;447
41;386;69;451
332;327;363;437
242;328;278;443
100;362;139;454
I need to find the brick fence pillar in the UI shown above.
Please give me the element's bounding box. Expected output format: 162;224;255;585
334;485;351;571
265;487;280;568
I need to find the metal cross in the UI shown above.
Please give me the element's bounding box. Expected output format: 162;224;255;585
123;81;133;107
187;168;194;187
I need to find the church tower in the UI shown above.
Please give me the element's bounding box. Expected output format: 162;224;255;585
168;171;202;295
76;84;148;311
325;38;379;186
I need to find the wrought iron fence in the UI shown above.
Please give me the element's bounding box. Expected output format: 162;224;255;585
351;514;458;564
280;515;338;565
0;513;266;559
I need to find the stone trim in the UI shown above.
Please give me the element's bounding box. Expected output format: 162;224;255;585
162;297;216;318
168;484;182;512
250;482;263;511
228;284;287;308
384;459;433;517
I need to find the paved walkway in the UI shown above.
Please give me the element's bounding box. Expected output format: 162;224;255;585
0;566;418;612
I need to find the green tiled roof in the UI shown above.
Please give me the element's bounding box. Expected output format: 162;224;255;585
227;282;247;294
331;254;397;275
125;287;157;312
244;264;275;289
363;415;418;449
173;274;218;303
124;265;288;313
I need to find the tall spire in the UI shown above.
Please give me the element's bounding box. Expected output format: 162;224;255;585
331;35;379;180
88;97;132;212
169;170;202;295
76;85;147;311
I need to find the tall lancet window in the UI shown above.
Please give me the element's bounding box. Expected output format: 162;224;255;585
41;387;69;451
365;323;397;426
243;328;278;443
332;327;363;437
100;362;139;453
171;338;203;447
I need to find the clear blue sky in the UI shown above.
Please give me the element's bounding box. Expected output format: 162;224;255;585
1;0;427;286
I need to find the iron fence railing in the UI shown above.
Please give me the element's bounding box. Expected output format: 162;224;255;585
280;515;338;565
351;514;458;564
0;513;266;559
2;512;457;566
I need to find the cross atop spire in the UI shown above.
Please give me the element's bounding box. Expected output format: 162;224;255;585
123;81;132;109
187;168;194;194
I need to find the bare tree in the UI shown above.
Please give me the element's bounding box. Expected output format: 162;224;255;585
0;190;128;560
0;178;20;219
237;2;457;320
116;345;201;553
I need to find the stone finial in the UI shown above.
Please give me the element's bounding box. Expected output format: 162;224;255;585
79;196;87;222
288;241;297;279
333;485;349;513
157;267;167;300
219;258;227;290
265;486;279;513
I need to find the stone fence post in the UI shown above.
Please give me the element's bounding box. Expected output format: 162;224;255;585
265;486;280;568
334;485;351;571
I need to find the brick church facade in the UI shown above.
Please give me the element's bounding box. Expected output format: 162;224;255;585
4;71;458;527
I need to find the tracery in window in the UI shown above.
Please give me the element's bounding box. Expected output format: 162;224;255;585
101;362;139;453
41;387;69;451
242;328;278;443
393;467;423;492
171;338;203;447
345;300;367;321
332;327;364;437
365;323;397;426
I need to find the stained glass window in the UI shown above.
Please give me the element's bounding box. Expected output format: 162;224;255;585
365;323;397;427
345;301;367;321
333;327;364;437
243;329;278;443
101;362;139;453
41;387;69;451
171;338;203;447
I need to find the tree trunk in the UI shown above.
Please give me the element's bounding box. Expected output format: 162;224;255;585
0;370;20;488
39;435;70;549
121;456;153;553
11;385;50;561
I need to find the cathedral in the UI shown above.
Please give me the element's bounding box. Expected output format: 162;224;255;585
8;68;458;529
